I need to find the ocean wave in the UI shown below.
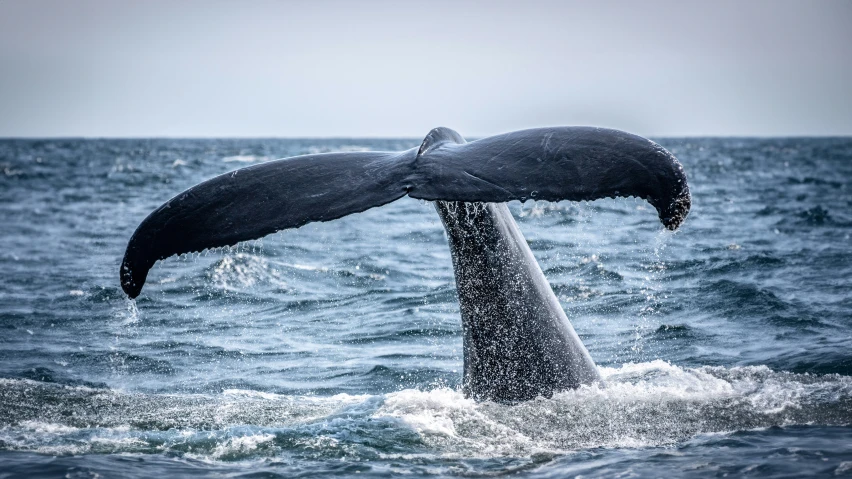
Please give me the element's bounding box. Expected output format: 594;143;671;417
1;361;849;461
306;145;372;155
222;155;271;163
3;137;852;476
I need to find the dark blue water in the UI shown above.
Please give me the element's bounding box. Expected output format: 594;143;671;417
1;137;851;478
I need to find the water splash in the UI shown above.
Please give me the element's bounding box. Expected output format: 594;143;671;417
632;229;674;354
208;253;288;292
1;362;848;460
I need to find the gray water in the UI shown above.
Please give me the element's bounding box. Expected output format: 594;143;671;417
0;137;851;477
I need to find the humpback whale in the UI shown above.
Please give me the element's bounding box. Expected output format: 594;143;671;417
120;126;690;402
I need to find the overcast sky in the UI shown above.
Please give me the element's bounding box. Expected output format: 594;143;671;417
1;0;850;137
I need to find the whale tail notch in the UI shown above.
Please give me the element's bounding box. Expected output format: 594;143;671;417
120;126;689;298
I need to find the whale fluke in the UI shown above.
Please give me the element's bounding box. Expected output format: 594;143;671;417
120;126;691;402
410;127;690;230
120;150;414;298
121;127;689;300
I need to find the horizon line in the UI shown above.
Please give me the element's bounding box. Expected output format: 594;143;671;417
2;133;852;141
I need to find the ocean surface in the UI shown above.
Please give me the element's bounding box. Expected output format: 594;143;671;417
0;137;851;478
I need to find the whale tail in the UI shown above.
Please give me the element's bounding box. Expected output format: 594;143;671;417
121;126;689;298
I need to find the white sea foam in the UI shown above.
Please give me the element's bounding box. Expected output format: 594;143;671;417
288;262;330;272
18;420;79;434
0;363;849;460
306;145;371;155
210;433;275;459
223;388;284;400
222;155;270;163
373;361;852;456
222;389;367;406
89;435;148;447
378;388;472;437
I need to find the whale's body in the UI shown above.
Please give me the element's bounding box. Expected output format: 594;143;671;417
438;201;599;401
120;126;690;402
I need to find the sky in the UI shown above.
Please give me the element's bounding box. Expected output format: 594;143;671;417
1;0;851;138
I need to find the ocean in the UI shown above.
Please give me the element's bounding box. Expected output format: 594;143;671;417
0;137;850;477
